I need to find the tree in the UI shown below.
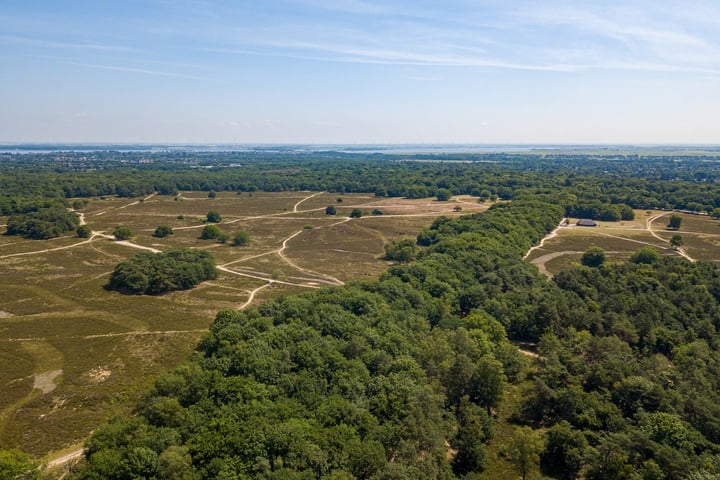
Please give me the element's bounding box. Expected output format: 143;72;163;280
507;427;543;480
206;211;221;223
200;224;223;240
711;208;720;219
153;225;174;238
384;239;418;263
473;355;506;415
113;226;133;240
207;190;217;199
325;205;337;215
232;230;250;246
667;214;682;230
349;208;363;218
77;224;92;238
629;246;660;264
453;205;463;212
0;449;40;480
670;234;683;249
436;189;452;201
581;246;606;268
371;209;384;215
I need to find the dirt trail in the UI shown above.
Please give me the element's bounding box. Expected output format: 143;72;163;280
523;219;566;260
647;212;695;262
293;191;325;212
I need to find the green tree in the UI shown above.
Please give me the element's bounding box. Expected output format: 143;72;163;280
384;239;418;263
207;190;217;199
206;211;221;223
77;224;92;238
0;449;40;480
508;427;543;480
200;224;223;240
667;214;682;230
113;226;133;240
325;205;337;215
473;355;506;415
581;246;606;267
629;246;660;264
153;225;174;238
232;230;250;246
349;208;363;218
670;234;683;249
436;189;452;201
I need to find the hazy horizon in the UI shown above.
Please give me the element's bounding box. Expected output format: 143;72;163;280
2;1;719;144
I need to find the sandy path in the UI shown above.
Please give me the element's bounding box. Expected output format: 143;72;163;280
647;212;695;262
293;191;325;212
523;219;566;260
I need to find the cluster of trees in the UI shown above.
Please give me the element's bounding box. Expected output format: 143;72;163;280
5;206;79;239
79;189;720;478
515;255;720;477
77;199;563;479
106;249;217;295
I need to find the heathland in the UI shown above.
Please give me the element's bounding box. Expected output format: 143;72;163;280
2;150;720;479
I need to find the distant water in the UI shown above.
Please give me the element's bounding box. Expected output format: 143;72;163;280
1;143;718;155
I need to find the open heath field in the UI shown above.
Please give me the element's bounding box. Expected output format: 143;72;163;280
0;191;486;459
525;210;720;276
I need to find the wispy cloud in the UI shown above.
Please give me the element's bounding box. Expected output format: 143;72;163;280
68;62;215;81
0;34;135;52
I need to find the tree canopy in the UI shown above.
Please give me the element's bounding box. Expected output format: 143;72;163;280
106;249;218;295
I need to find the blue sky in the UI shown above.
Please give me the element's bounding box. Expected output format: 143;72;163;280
1;0;719;144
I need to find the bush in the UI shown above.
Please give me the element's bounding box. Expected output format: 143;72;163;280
372;209;384;215
77;225;92;238
113;226;133;240
349;208;363;218
206;211;221;223
232;230;250;246
154;225;174;238
581;246;606;267
325;206;337;215
200;224;223;240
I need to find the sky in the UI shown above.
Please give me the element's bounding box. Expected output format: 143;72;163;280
1;0;719;145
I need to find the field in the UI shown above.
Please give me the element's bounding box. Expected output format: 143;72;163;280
526;210;720;276
0;191;486;460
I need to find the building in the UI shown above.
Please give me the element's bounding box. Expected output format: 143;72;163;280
576;219;597;227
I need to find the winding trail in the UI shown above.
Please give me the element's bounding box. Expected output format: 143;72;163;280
293;191;325;212
523;218;566;260
647;212;695;262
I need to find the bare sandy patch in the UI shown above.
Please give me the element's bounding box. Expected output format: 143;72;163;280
33;369;63;394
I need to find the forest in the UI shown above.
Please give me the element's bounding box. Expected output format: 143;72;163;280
2;150;720;478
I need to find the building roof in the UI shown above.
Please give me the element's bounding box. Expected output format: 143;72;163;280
576;219;597;227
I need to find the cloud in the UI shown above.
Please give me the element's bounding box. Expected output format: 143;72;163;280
69;62;214;81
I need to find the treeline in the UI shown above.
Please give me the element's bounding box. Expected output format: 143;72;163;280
2;152;720;216
106;249;217;295
75;200;563;479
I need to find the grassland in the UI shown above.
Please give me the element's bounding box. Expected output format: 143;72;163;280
0;191;485;460
526;210;720;276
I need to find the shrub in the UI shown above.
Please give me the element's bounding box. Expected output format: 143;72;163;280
154;225;174;238
206;211;221;223
113;226;133;240
232;230;250;246
200;224;223;240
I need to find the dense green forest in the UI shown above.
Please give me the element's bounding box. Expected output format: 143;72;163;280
107;249;218;295
2;151;720;218
3;150;720;478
